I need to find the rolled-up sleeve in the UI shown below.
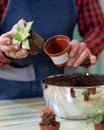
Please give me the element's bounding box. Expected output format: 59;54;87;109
76;0;104;57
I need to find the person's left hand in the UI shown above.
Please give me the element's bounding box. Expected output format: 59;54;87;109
66;39;96;67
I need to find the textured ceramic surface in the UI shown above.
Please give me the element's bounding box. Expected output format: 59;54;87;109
42;74;104;119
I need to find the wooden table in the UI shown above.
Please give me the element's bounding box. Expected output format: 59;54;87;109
0;98;94;130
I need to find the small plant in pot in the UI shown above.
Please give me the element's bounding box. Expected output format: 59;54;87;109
70;88;75;97
39;107;60;130
81;89;91;101
87;110;104;130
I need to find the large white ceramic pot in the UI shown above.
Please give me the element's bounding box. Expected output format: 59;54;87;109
42;73;104;119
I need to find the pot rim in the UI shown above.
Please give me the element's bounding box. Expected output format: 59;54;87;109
42;73;104;89
43;34;70;56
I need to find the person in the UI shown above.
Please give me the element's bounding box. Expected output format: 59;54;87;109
0;0;104;99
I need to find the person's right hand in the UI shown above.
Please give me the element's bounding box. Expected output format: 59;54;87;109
0;30;28;59
66;39;96;68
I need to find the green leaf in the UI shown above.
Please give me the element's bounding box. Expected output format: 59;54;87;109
14;19;25;35
25;21;34;32
87;117;94;124
94;115;103;124
13;33;22;41
22;39;30;49
12;37;21;45
12;19;34;49
22;31;30;41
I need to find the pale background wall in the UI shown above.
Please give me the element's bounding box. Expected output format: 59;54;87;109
73;0;104;74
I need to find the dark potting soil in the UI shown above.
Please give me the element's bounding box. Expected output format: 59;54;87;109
43;73;104;87
28;30;44;55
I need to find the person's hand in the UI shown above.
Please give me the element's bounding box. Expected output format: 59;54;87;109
0;30;28;59
66;39;96;67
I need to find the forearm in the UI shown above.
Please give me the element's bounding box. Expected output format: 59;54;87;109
82;26;104;57
77;0;104;57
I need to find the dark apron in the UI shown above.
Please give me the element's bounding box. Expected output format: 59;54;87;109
0;0;77;99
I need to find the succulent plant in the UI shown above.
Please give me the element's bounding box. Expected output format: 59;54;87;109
12;18;33;49
40;107;57;127
87;110;104;124
81;89;91;96
12;19;44;55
